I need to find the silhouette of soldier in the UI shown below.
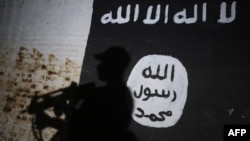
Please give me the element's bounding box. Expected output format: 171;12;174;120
68;47;136;141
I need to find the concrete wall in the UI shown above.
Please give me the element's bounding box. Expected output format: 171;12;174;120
0;0;93;140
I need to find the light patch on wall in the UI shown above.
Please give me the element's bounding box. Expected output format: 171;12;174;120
127;55;188;128
0;0;94;140
0;46;81;141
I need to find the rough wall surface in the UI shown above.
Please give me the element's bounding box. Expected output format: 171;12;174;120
0;0;93;140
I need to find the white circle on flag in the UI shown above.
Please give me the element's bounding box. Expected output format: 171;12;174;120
127;55;188;128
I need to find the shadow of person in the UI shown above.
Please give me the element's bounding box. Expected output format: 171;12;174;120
68;47;137;141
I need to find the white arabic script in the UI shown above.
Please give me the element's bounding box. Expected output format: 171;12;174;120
101;1;236;25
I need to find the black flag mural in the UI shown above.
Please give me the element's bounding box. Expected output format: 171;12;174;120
78;0;250;141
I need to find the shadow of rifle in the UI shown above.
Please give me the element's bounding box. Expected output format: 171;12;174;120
21;82;77;141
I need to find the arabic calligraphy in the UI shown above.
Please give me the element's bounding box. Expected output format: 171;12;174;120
135;107;172;122
142;64;167;80
126;55;188;128
142;64;175;81
134;85;177;102
218;2;236;23
101;1;236;24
